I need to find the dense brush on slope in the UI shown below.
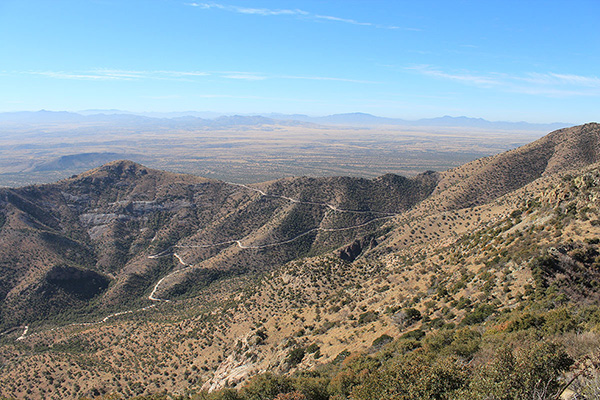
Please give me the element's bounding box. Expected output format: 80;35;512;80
0;124;600;399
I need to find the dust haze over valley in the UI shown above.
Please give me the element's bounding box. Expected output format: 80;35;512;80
0;110;558;187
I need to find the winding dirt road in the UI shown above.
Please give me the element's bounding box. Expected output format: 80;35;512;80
14;180;400;340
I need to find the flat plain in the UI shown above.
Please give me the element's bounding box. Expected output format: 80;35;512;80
0;120;544;187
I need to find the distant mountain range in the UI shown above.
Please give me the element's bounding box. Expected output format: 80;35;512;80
266;112;572;131
0;110;572;131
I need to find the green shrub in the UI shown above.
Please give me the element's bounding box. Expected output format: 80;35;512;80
403;308;422;323
306;343;320;354
446;328;481;359
460;304;495;325
544;308;580;334
292;372;329;400
357;311;379;325
351;354;469;400
199;388;243;400
401;329;425;341
241;373;295;400
508;313;546;332
287;347;306;367
468;341;573;400
372;334;393;349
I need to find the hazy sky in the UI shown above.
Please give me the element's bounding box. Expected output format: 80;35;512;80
1;0;598;123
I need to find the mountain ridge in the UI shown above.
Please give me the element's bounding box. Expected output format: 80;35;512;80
0;109;571;131
1;123;600;399
1;123;599;327
0;159;441;326
417;122;600;212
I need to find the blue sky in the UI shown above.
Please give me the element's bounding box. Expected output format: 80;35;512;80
0;0;598;123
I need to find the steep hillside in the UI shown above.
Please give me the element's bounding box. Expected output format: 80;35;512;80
1;150;599;400
1;123;600;399
0;161;438;328
424;122;600;211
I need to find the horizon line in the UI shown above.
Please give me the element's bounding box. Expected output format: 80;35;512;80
0;109;576;126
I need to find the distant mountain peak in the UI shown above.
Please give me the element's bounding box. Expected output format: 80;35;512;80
337;112;375;116
76;159;150;180
101;159;144;169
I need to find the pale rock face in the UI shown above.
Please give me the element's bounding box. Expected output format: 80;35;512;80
201;332;262;392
